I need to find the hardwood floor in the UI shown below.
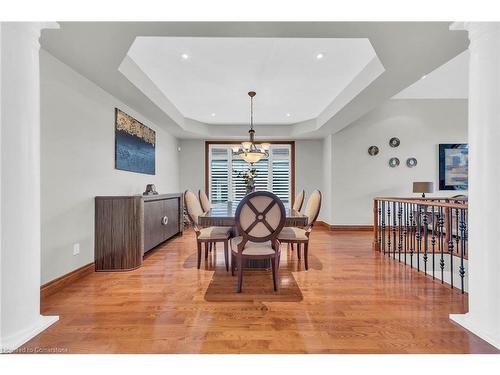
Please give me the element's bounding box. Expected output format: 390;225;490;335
21;228;498;354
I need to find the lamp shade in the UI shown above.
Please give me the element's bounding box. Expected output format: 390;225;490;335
413;181;434;194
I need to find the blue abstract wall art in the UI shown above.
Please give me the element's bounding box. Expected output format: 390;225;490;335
115;108;156;175
439;144;468;190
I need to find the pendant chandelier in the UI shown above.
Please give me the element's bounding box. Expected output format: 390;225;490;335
231;91;270;164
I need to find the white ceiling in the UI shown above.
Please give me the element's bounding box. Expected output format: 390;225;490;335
40;22;469;139
127;37;377;124
393;50;468;99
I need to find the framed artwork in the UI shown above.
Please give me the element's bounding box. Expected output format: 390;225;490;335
115;108;156;175
439;144;468;190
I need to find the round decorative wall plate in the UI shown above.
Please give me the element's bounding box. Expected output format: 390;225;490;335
389;137;400;148
368;146;379;156
388;157;400;168
406;157;418;168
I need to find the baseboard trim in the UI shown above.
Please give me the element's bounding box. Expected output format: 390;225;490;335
1;315;59;352
450;313;500;350
316;221;373;231
40;262;95;300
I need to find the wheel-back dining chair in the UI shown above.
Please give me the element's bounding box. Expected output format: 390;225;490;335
198;189;211;213
293;189;305;212
184;190;231;271
278;190;322;270
231;191;286;293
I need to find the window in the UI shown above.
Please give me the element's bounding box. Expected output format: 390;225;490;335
206;142;294;204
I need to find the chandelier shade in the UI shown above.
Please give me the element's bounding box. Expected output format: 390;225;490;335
234;91;269;164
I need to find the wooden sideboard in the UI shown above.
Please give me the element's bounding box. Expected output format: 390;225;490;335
95;193;183;271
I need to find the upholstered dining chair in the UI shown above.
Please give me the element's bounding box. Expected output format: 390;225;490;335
184;190;231;271
278;190;322;270
198;189;211;213
293;189;305;212
231;191;286;293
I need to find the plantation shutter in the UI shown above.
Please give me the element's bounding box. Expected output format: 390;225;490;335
208;144;292;203
231;159;248;202
210;147;229;203
271;147;290;203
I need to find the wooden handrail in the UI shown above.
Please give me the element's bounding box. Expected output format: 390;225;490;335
374;197;467;210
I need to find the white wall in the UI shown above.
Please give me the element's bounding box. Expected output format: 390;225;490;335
178;139;324;203
40;50;180;284
330;99;467;225
178;139;205;194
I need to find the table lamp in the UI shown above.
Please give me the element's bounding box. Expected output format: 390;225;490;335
413;181;434;198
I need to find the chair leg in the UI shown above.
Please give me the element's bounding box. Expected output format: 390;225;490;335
205;242;209;259
271;257;278;291
197;241;202;269
297;243;301;260
304;242;309;270
231;253;235;276
237;256;243;293
224;240;229;272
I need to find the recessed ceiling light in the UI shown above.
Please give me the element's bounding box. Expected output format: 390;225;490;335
316;53;325;60
421;74;427;79
286;113;291;117
211;113;216;117
181;53;189;60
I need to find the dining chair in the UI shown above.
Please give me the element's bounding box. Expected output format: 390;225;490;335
289;189;305;252
278;190;322;270
198;189;211;213
231;191;286;292
184;190;231;271
293;189;305;212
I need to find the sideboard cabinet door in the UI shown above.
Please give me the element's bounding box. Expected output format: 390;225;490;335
144;199;166;253
164;197;180;240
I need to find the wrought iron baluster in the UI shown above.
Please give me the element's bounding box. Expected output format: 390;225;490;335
398;203;403;262
448;207;454;289
409;204;414;269
416;204;422;272
381;201;385;255
393;202;397;259
455;208;460;257
378;202;382;250
459;208;466;294
438;207;445;283
431;206;436;280
404;202;408;265
387;203;391;256
423;205;428;275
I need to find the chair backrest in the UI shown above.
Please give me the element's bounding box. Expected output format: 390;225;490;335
184;190;204;227
235;191;286;243
292;190;305;212
198;189;211;212
304;190;322;226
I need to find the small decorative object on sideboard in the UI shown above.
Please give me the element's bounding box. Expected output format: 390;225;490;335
143;184;158;195
389;137;400;148
368;145;379;156
388;157;400;168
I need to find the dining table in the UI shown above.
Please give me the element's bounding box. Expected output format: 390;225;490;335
198;201;308;228
198;201;308;269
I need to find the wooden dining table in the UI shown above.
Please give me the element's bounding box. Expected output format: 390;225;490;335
198;201;308;228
